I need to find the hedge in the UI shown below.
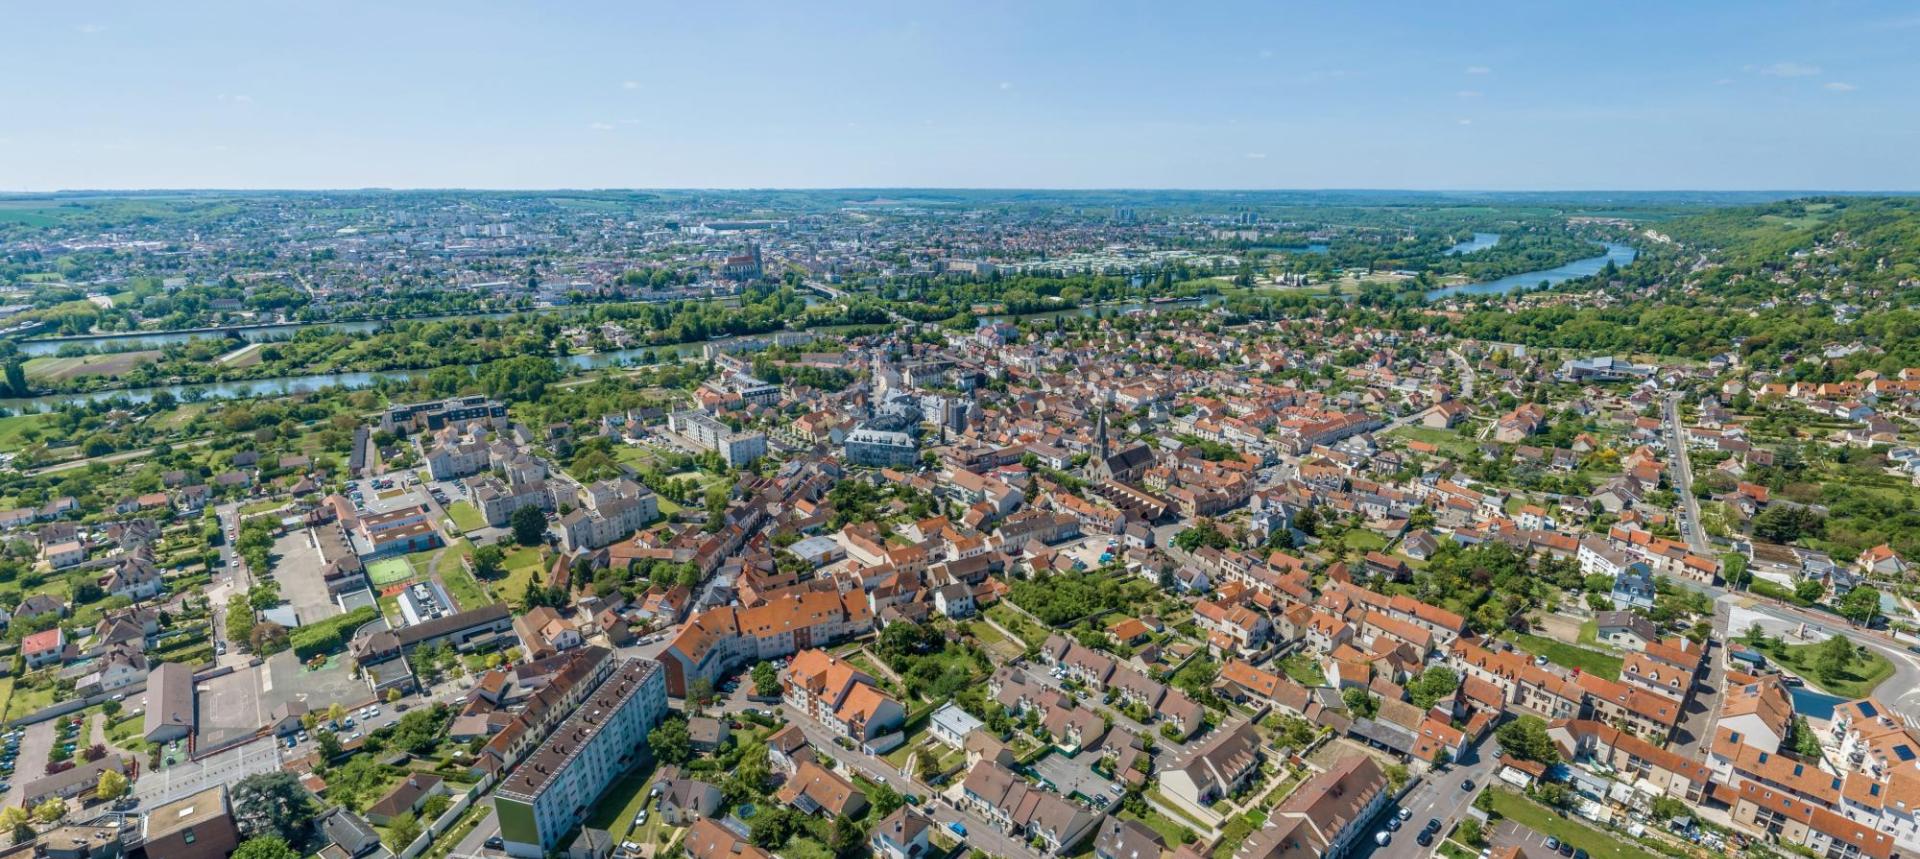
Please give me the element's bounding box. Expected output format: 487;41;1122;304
292;606;381;659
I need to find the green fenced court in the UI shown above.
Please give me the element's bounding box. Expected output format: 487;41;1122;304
366;557;416;586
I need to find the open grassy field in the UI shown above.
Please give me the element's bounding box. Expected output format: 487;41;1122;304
1483;789;1659;859
23;350;163;381
499;546;549;598
0;414;50;453
1503;632;1623;680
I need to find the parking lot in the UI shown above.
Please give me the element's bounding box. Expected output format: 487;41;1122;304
198;650;374;750
1028;752;1117;805
1490;819;1565;859
0;720;56;807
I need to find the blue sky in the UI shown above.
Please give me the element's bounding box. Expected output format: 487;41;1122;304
3;1;1917;191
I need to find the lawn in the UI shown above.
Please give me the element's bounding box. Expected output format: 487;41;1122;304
439;552;494;611
3;681;57;722
1503;632;1623;681
985;603;1046;650
445;502;486;533
1483;789;1659;859
1121;808;1196;848
498;546;550;598
1754;638;1895;699
1278;652;1326;687
1388;425;1482;460
583;763;661;842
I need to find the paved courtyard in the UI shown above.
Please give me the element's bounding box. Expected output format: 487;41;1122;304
270;529;340;624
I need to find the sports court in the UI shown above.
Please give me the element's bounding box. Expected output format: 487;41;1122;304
366;557;416;586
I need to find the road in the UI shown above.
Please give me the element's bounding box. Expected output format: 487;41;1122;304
1347;736;1503;859
1663;392;1712;556
1448;349;1476;400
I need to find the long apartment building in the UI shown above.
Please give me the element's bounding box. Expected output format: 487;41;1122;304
493;658;668;858
658;589;872;697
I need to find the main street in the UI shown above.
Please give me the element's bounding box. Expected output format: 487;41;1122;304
1662;392;1712;555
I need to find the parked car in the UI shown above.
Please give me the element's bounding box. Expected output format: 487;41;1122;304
484;836;504;850
1416;831;1434;847
1374;832;1390;846
1546;838;1561;852
947;822;967;837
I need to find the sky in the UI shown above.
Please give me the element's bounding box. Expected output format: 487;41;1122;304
3;1;1918;191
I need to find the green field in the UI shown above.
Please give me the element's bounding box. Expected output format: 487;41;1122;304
1504;632;1623;680
499;546;549;598
366;557;415;586
445;502;486;532
1483;789;1659;859
582;763;663;843
0;414;50;453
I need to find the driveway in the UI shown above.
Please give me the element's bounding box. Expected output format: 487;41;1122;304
132;735;282;811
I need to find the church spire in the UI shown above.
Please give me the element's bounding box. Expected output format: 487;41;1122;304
1097;407;1109;460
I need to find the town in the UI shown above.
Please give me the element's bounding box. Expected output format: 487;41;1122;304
1;188;1919;859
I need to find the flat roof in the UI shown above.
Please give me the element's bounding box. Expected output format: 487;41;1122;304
145;785;229;839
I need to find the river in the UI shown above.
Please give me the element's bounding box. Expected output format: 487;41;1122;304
1445;233;1501;255
1425;241;1637;300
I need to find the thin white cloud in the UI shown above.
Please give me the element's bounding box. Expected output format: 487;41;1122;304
1245;152;1267;160
588;122;615;131
1457;118;1473;126
1259;49;1273;59
1456;90;1482;98
621;81;640;90
1713;78;1734;86
1755;61;1821;77
998;81;1013;91
1464;65;1491;75
218;94;254;105
1825;81;1858;91
77;23;106;34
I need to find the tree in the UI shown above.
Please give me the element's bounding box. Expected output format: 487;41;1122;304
1407;667;1459;711
1839;586;1882;625
0;806;30;842
1816;634;1857;682
473;544;505;578
314;729;343;762
1497;718;1561;764
1341;687;1379;718
33;799;66;824
232;836;301;859
727;742;772;805
511;506;547;546
751;661;781;698
1457;818;1485;847
386;814;423;850
97;769;129;801
649;716;692;765
868;783;904;817
386;687;403;704
231;771;318;842
829;815;866;857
